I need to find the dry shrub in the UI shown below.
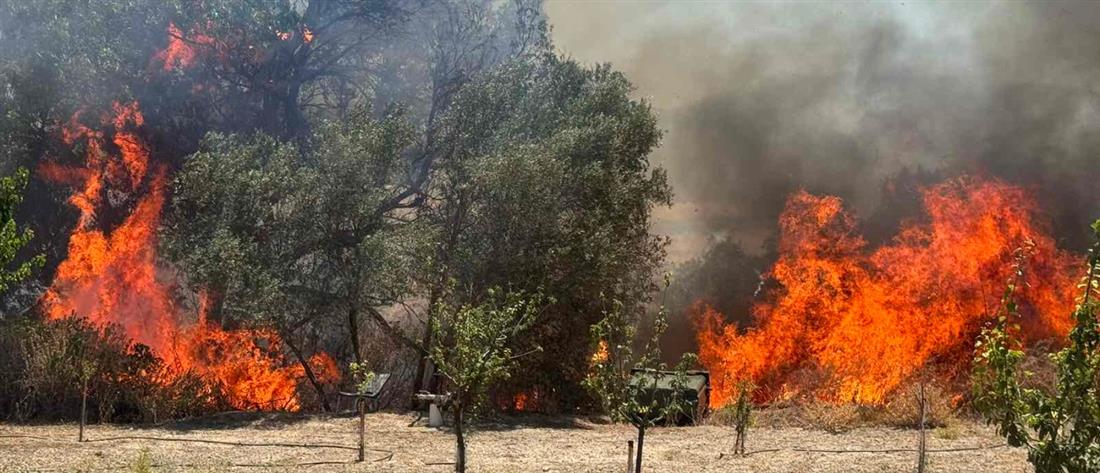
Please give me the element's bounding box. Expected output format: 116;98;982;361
934;424;962;440
722;380;961;433
874;381;956;428
739;405;804;428
706;402;756;427
705;404;740;426
717;402;864;432
0;316;127;420
801;382;958;431
0;316;227;422
800;402;864;433
130;448;153;473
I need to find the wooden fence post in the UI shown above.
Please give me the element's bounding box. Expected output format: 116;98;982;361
79;374;88;443
358;398;366;462
626;440;634;473
916;380;927;473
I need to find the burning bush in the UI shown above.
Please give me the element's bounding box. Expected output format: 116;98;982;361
0;316;225;422
35;101;337;414
696;177;1078;407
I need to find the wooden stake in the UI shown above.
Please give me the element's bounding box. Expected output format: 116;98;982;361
626;440;634;473
79;374;88;443
358;398;366;462
916;380;927;473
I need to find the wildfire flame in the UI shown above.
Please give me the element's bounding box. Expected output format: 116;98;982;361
276;26;313;44
39;102;327;411
591;339;609;366
695;178;1078;407
513;392;531;411
153;22;215;72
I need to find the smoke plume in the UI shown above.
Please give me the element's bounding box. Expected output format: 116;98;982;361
547;2;1100;259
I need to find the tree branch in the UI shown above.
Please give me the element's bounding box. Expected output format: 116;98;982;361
363;305;426;356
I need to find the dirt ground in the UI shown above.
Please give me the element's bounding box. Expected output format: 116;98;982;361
0;411;1029;472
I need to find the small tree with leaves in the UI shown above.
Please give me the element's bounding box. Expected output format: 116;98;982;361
731;380;755;456
430;288;546;473
0;168;44;296
347;361;377;462
973;221;1100;473
585;276;699;473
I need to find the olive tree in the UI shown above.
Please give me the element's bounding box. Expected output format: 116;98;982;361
163;108;426;404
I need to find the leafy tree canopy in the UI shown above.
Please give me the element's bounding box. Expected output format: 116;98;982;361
0;168;44;297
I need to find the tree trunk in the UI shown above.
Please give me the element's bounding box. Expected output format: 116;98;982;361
283;79;310;141
454;406;466;473
285;336;331;412
634;425;645;473
411;315;434;395
413;192;465;405
200;285;226;326
348;306;363;363
410;303;437;409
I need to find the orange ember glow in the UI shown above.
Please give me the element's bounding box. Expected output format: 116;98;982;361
40;102;316;411
591;339;610;366
513;392;531;411
153;22;215;72
695;178;1078;407
511;390;542;412
276;27;313;44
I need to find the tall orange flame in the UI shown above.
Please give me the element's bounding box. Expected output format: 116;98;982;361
695;178;1078;407
40;102;320;411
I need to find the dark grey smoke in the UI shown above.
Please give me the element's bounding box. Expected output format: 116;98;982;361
548;2;1100;258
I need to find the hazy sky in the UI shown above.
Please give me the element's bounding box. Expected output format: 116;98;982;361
545;1;1100;262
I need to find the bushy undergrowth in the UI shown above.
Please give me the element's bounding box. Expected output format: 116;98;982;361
0;316;226;422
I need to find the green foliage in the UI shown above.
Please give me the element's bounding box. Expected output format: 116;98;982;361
1;0;171;110
163;108;421;331
431;288;546;415
973;222;1100;473
430;288;547;473
431;51;671;408
584;276;698;428
0;168;44;296
584;299;639;417
1;0;412;139
732;380;755;455
349;362;377;396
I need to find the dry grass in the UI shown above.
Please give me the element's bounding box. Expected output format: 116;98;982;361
732;381;964;434
0;410;1029;472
